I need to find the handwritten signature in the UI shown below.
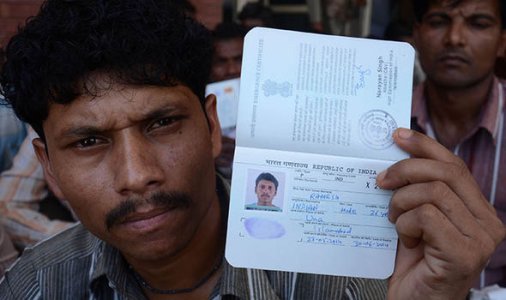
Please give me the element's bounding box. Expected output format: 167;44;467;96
354;65;371;92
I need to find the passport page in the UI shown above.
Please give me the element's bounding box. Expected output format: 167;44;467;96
226;27;414;279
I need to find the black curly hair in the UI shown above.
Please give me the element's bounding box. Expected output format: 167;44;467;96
413;0;506;29
0;0;213;140
255;172;278;190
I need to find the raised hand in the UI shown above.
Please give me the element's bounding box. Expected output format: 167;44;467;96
377;128;505;300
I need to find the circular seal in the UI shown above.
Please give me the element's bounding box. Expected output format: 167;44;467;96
359;110;397;150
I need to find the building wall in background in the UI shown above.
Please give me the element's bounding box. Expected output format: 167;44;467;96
0;0;222;47
0;0;42;47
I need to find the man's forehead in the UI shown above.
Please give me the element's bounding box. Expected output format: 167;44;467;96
44;84;196;136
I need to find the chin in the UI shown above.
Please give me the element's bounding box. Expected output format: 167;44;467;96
432;76;480;89
126;237;189;262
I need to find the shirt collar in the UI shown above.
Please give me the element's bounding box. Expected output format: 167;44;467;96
412;77;503;144
89;237;135;296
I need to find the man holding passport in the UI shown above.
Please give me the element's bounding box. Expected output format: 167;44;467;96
0;0;503;299
412;0;506;288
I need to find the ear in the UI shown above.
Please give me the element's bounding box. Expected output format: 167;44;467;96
203;94;223;159
32;138;65;200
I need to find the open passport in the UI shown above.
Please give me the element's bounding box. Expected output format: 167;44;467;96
225;27;414;279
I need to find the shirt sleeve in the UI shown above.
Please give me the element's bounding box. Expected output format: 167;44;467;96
0;224;18;277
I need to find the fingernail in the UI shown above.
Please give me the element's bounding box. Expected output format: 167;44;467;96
397;128;413;139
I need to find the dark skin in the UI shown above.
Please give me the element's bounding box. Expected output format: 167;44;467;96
378;128;504;299
413;0;506;149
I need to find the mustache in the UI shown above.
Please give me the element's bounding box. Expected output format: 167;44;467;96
105;191;191;231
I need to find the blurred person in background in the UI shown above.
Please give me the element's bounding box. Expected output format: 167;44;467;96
411;0;506;288
210;22;247;178
0;40;75;252
0;127;76;249
210;22;247;83
0;46;19;277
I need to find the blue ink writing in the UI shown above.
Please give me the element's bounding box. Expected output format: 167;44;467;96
368;209;388;218
354;65;371;92
305;214;324;223
292;202;319;213
340;207;357;215
310;193;340;201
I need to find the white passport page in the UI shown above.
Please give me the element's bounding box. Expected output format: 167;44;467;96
225;27;414;279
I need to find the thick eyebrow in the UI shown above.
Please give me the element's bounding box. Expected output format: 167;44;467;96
142;107;179;123
60;107;179;138
61;126;105;138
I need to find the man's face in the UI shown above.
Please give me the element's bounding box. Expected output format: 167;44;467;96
414;0;506;88
34;81;222;262
210;38;243;82
255;179;277;205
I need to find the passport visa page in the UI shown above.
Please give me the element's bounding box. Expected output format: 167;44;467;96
225;27;414;279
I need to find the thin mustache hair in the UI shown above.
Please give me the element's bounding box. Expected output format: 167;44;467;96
105;191;191;231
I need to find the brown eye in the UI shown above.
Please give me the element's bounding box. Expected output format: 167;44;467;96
149;117;179;131
77;137;98;148
470;19;493;29
427;18;447;28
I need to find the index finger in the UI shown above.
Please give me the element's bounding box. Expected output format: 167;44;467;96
377;128;501;240
377;128;484;203
377;128;474;191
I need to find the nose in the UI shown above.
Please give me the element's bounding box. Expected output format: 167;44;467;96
113;132;164;196
444;20;466;47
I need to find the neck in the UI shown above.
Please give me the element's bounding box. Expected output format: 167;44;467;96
257;200;273;206
127;191;225;300
425;75;495;149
